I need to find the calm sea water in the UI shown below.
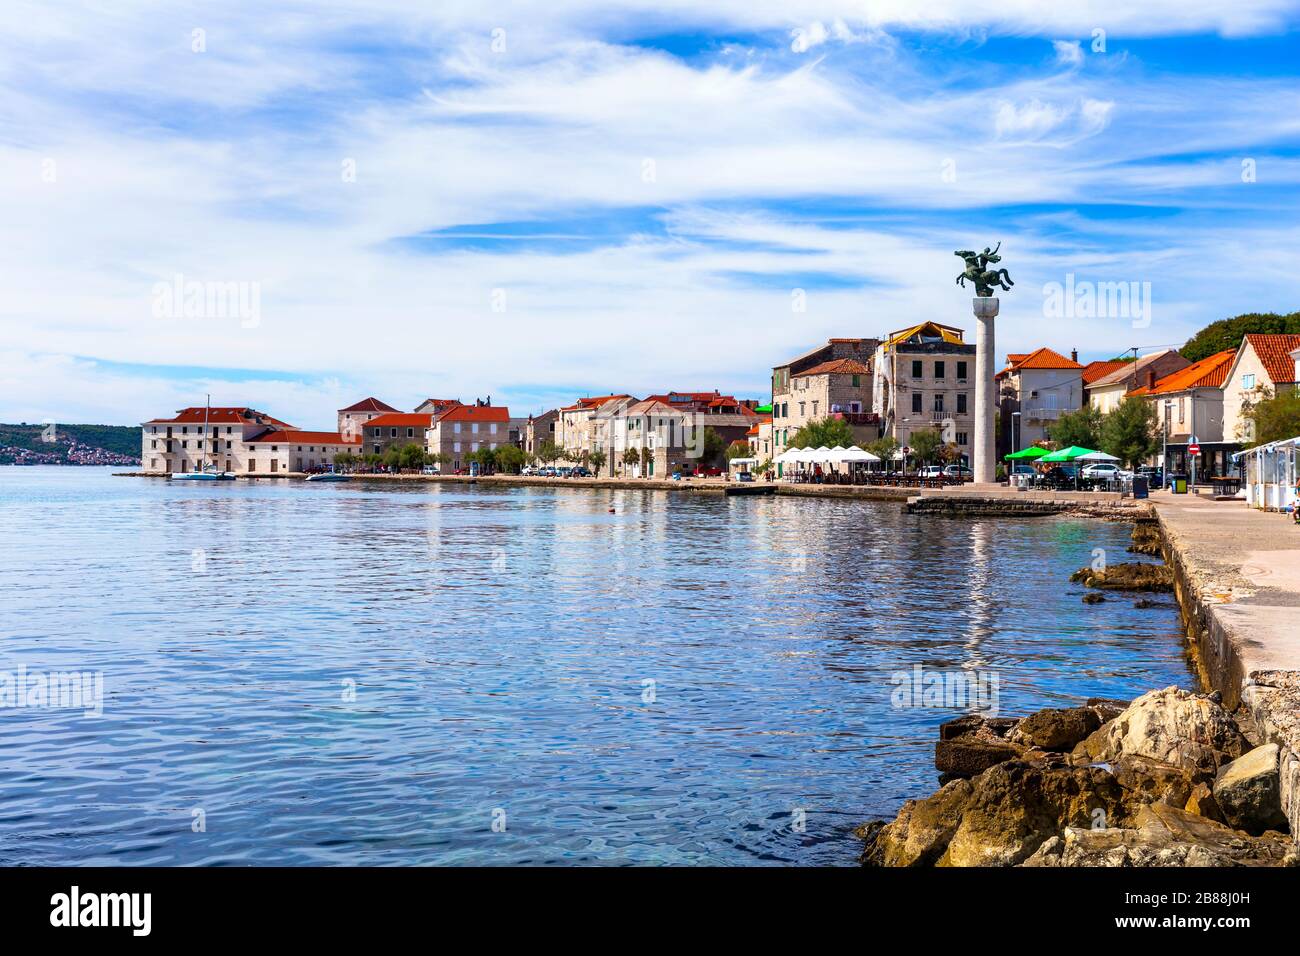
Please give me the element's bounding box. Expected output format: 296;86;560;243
0;467;1193;866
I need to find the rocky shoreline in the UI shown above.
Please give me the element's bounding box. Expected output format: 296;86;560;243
859;518;1298;867
859;688;1296;866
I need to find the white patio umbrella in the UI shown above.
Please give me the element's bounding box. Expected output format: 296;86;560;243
840;446;880;463
1077;451;1120;461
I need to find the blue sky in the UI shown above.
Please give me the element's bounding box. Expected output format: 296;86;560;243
2;1;1299;426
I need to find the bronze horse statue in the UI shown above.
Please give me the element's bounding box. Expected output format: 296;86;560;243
955;243;1014;297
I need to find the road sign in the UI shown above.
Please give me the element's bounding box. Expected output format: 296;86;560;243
1188;442;1201;457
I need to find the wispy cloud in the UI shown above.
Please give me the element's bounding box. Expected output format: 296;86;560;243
1;1;1298;423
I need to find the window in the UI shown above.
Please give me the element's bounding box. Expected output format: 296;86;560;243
490;423;498;434
472;423;479;434
851;374;860;387
933;394;944;413
390;428;398;438
453;442;461;453
798;402;805;417
454;422;462;434
957;394;967;414
934;361;945;380
912;360;923;378
956;432;968;446
957;361;968;380
811;401;818;416
911;393;922;413
1179;398;1185;423
1242;373;1256;389
406;428;414;438
472;442;480;451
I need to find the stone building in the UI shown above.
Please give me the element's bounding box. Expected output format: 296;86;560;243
1088;350;1189;414
995;347;1084;455
140;406;358;474
771;338;878;459
360;412;436;458
425;404;513;472
524;409;559;455
872;322;976;460
337;397;400;442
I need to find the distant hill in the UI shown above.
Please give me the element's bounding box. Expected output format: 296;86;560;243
0;423;141;465
1182;311;1300;363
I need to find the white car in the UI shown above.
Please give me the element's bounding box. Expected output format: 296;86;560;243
1081;463;1122;480
917;465;944;478
520;465;536;476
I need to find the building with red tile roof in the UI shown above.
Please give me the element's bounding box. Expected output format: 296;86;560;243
995;348;1085;455
356;413;437;457
337;397;400;441
1223;334;1300;443
141;406;355;475
425;404;518;471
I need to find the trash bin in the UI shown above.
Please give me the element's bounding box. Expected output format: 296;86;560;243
1132;475;1148;499
1169;473;1188;494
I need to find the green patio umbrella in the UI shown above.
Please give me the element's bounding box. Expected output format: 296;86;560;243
1038;445;1097;462
1004;447;1049;461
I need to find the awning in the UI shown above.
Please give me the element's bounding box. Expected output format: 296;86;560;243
1004;446;1048;461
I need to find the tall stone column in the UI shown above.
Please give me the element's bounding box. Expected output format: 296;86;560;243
972;296;999;484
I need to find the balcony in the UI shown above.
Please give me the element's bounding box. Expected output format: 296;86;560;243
831;411;879;426
1022;406;1064;421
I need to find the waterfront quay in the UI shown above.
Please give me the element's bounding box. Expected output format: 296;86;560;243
1151;493;1300;836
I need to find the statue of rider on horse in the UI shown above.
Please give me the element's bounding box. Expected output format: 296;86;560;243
955;243;1014;297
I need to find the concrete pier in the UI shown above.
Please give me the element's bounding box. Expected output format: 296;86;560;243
1152;493;1300;838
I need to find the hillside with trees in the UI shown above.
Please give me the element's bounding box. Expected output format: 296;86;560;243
0;423;142;465
1181;311;1300;363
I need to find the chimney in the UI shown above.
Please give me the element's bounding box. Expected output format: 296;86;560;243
1146;369;1156;390
1071;349;1078;363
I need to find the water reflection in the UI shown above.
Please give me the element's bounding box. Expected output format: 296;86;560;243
0;468;1194;866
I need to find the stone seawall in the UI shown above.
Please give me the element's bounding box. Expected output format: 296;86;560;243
1151;497;1300;841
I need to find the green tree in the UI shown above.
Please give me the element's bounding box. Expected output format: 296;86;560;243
909;427;944;464
427;452;451;472
1181;311;1300;363
639;446;652;478
789;416;854;449
866;435;900;461
535;440;562;464
621;448;641;474
382;445;403;470
588;450;607;475
333;451;355;471
495;444;525;473
725;442;751;461
1244;388;1300;447
1049;404;1103;450
399;443;426;471
1099;396;1160;467
701;426;726;465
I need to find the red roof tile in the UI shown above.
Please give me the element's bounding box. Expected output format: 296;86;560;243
1244;333;1300;385
145;407;294;427
364;413;435;428
339;397;399;413
792;358;871;378
1080;359;1129;385
437;405;511;423
247;430;360;445
1136;350;1236;395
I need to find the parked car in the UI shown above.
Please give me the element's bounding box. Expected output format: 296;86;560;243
1137;466;1163;485
520;465;536;476
1081;462;1122;480
917;465;944;479
943;464;974;479
570;466;592;478
1010;464;1037;477
698;466;723;477
736;471;755;482
421;465;440;475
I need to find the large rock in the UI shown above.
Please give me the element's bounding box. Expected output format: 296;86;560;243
938;760;1130;867
1108;754;1208;811
1011;707;1103;752
1073;686;1249;773
1185;783;1224;824
1023;803;1296;867
935;737;1022;777
861;778;973;867
1069;563;1172;592
1213;744;1289;835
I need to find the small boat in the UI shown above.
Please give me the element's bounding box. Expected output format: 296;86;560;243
306;471;350;483
169;395;237;480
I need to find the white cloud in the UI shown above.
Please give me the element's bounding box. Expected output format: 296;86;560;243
1053;40;1084;66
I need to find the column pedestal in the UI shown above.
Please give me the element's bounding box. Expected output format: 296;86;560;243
973;296;999;484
